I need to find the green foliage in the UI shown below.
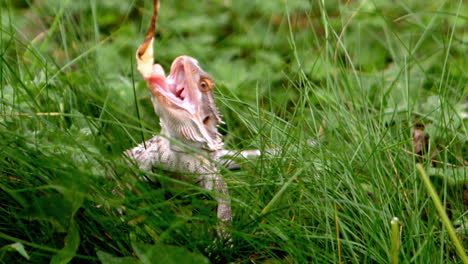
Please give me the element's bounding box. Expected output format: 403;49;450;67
0;242;30;260
97;242;209;264
97;251;141;264
0;0;467;263
50;222;80;264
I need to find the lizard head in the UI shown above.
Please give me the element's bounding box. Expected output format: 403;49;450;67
142;54;224;151
149;56;224;151
135;3;223;152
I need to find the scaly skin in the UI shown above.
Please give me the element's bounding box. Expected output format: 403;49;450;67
125;0;260;231
126;52;231;223
126;134;232;223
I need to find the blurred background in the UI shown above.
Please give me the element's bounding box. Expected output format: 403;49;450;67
3;0;466;132
0;0;466;263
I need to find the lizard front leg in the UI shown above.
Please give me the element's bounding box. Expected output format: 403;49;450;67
126;138;232;230
195;170;232;238
198;172;232;223
125;135;175;171
179;156;232;225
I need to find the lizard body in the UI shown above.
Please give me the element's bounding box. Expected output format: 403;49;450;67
125;0;259;227
127;132;231;223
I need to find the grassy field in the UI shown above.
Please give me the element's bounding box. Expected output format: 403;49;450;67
0;0;467;263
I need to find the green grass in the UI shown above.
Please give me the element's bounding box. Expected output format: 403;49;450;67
1;0;467;263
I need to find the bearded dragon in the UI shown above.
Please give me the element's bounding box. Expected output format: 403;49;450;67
125;0;259;229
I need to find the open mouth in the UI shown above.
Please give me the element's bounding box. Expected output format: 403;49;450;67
148;57;196;113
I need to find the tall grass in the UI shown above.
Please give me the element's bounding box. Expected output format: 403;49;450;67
0;0;466;263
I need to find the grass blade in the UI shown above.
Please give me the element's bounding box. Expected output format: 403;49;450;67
390;217;401;264
416;164;468;263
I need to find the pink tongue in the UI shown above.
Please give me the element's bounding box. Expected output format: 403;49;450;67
149;75;166;90
147;65;167;95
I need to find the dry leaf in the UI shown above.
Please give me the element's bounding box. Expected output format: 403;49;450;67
412;122;428;155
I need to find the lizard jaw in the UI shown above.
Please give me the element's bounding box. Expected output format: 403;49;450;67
147;56;199;114
142;55;223;151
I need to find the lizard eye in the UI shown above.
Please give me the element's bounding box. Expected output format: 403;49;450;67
199;78;213;92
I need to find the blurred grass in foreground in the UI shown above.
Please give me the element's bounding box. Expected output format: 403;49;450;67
0;0;467;263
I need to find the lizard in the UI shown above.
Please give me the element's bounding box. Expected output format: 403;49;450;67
125;0;259;231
